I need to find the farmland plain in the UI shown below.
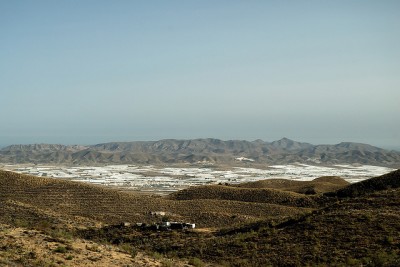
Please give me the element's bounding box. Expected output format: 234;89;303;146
2;163;394;194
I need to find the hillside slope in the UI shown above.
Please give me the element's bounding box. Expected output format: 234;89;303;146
1;169;399;266
0;170;310;228
79;170;400;266
234;176;349;194
327;169;400;197
169;184;317;207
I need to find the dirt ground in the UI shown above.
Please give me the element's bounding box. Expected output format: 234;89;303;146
0;224;192;267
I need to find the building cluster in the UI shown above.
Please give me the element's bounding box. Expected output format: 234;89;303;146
134;221;195;231
119;211;195;231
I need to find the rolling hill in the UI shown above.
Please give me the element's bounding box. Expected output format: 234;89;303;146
79;169;400;266
0;170;311;228
234;176;349;194
327;169;400;197
1;168;399;266
169;184;317;207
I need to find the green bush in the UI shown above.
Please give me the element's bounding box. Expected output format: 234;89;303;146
188;257;205;267
119;243;138;258
13;218;30;228
54;246;67;253
161;259;174;267
65;255;74;260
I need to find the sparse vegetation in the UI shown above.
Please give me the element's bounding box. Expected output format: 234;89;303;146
1;169;400;266
54;246;67;253
188;257;205;267
65;255;74;260
119;243;138;258
169;184;318;207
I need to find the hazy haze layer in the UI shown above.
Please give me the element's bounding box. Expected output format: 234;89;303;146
1;1;399;148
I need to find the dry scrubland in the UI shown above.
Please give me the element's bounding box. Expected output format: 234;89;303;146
168;180;343;207
0;170;313;228
235;176;349;193
0;223;184;267
0;169;400;266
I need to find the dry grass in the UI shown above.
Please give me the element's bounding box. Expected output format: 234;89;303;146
0;170;311;228
1;168;400;266
79;180;400;266
328;169;400;197
169;184;317;207
0;223;192;267
235;176;349;194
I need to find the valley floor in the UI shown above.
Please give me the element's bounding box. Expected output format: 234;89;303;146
2;163;394;194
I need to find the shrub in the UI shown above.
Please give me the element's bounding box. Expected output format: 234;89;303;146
161;259;174;267
345;257;360;266
65;255;74;260
50;229;73;240
54;246;67;253
119;243;138;258
36;220;52;231
151;252;163;260
13;218;30;228
188;257;205;267
85;244;100;252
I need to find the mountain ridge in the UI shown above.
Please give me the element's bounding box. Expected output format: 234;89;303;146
1;138;399;167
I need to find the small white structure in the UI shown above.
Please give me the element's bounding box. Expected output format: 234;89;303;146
150;211;166;216
185;223;196;229
161;222;171;227
235;157;255;162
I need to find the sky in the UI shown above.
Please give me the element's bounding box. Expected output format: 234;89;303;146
1;1;399;149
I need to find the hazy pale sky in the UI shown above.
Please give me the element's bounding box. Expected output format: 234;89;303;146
1;1;399;148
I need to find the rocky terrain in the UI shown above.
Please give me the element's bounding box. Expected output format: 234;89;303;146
1;138;400;167
0;223;180;267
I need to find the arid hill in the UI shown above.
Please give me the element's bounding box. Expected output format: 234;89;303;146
79;169;400;266
1;138;399;167
169;184;317;207
234;176;349;194
0;170;311;228
327;169;400;197
1;169;399;266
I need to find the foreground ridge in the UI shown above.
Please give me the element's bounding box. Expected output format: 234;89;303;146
0;169;399;266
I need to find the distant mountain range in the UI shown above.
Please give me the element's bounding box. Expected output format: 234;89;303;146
1;138;399;167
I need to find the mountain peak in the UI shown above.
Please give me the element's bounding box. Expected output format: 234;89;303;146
276;137;294;143
270;138;313;151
